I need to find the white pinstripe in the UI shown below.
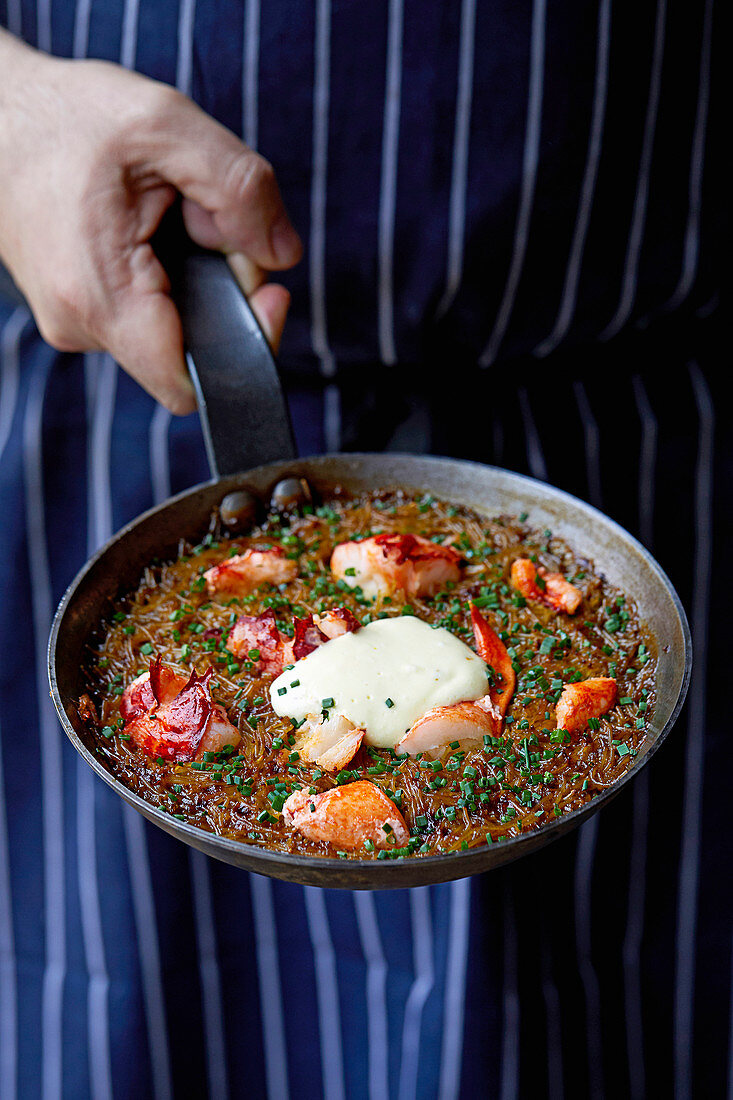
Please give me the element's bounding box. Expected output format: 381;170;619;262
695;292;718;321
76;763;113;1100
86;353;116;583
0;309;26;1100
0;717;16;1100
242;0;260;149
573;380;602;509
573;380;604;1100
72;0;92;58
323;385;341;454
600;0;668;340
310;0;335;378
36;0;51;52
23;352;65;1100
631;376;658;553
541;930;564;1100
377;0;404;366
120;0;140;69
305;886;345;1100
123;807;173;1100
492;416;505;466
663;0;714;314
189;851;229;1100
353;893;389;1100
149;404;172;509
437;879;471;1100
176;0;196;97
5;0;22;35
575;817;603;1099
728;930;733;1100
479;0;546;368
534;0;612;358
674;363;713;1100
0;308;27;459
622;375;657;1100
310;0;339;452
81;353;117;1100
436;0;477;319
250;875;290;1100
398;887;435;1100
518;386;547;482
499;882;520;1100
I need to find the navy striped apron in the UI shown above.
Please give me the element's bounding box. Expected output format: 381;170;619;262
0;1;723;1097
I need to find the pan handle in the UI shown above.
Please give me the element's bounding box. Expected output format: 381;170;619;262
156;206;297;478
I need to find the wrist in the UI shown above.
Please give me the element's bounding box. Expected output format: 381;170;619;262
0;28;57;89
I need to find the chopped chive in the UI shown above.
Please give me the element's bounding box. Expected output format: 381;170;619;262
385;698;395;709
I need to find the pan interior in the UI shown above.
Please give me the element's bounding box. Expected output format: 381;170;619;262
49;454;690;888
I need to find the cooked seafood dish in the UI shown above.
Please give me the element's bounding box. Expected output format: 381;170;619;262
77;485;656;860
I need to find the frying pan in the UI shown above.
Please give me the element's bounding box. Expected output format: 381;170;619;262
48;235;692;890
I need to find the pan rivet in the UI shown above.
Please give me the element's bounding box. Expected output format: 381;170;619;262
220;490;258;532
270;477;313;513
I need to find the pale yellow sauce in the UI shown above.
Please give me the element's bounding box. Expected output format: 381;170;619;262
270;617;488;748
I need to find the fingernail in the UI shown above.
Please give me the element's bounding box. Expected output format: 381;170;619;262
270;216;302;266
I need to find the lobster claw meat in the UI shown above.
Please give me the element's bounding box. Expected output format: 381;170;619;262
124;663;240;762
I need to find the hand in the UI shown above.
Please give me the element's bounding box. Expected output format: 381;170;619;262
0;31;302;413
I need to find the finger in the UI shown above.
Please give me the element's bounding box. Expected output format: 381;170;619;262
106;289;196;415
182;199;267;293
227;252;265;297
249;283;291;355
180;198;231;252
148;95;302;270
